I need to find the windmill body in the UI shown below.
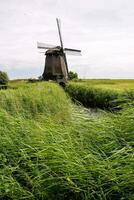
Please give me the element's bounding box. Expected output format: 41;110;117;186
43;47;68;84
37;18;81;85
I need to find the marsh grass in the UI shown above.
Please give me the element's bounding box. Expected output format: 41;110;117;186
65;82;134;111
0;82;70;121
0;81;134;199
65;83;123;111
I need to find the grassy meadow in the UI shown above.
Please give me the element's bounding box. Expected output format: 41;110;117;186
71;79;134;91
0;80;134;199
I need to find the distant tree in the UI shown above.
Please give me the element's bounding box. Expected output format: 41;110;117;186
68;71;78;80
38;75;43;80
0;71;9;85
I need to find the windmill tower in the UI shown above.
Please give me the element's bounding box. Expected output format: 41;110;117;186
37;18;81;85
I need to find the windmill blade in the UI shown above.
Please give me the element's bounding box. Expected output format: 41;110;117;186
39;51;46;54
64;48;81;56
37;42;57;49
56;18;63;48
63;53;69;74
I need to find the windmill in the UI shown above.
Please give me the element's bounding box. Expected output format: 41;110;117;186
37;18;81;86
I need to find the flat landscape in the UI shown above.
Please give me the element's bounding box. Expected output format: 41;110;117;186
71;79;134;91
0;80;134;199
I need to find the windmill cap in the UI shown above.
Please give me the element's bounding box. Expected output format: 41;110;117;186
45;47;63;55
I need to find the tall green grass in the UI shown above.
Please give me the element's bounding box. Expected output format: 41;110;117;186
0;82;70;121
0;82;134;199
72;79;134;91
65;83;125;110
65;82;134;111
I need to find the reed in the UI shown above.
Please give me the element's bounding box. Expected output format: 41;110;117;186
65;83;124;110
0;81;133;199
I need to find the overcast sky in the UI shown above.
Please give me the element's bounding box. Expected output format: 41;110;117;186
0;0;134;79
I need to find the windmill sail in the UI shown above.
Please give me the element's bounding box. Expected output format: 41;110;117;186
64;48;81;56
37;18;81;85
56;18;63;48
37;42;57;49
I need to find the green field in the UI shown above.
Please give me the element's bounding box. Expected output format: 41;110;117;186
72;79;134;91
0;80;134;199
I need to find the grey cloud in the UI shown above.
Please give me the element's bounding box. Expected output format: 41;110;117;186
0;0;134;79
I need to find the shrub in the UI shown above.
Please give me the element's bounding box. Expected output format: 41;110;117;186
68;71;78;80
28;78;39;83
0;71;9;85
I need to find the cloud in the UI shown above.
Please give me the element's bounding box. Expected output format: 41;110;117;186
0;0;134;79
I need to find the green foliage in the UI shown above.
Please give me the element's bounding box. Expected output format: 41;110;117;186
68;71;78;80
0;81;134;199
65;83;125;110
0;71;9;85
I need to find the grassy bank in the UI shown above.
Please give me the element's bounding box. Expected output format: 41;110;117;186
0;82;134;199
65;81;134;110
0;82;70;120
